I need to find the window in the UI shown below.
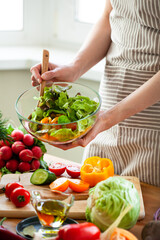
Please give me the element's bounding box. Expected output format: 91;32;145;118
0;0;23;31
75;0;105;24
0;0;55;47
0;0;106;48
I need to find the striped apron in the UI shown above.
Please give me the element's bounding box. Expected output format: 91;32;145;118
83;0;160;186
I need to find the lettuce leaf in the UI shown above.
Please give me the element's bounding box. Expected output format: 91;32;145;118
50;128;75;141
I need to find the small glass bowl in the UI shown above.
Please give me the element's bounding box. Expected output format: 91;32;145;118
30;189;74;237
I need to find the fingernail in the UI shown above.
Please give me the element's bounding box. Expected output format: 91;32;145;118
38;78;42;83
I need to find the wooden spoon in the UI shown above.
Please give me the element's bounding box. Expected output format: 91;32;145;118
39;49;49;97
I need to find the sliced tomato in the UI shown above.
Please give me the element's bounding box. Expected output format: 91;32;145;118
66;165;81;178
68;179;89;193
5;182;24;199
10;187;30;207
49;177;69;192
66;122;77;131
49;162;66;176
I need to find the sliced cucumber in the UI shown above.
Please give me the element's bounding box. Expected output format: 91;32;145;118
30;169;56;185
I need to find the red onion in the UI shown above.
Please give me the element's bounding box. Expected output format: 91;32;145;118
154;208;160;221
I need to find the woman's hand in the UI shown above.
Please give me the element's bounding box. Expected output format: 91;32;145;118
30;62;80;87
50;111;110;150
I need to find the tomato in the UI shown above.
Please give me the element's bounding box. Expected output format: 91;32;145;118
66;122;77;131
49;162;66;176
49;177;69;192
66;165;81;178
68;179;89;192
5;182;24;199
10;187;30;208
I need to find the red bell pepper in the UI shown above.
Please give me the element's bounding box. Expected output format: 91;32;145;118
56;222;101;240
0;217;25;240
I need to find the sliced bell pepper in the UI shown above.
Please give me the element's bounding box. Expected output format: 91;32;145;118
110;227;138;240
80;156;114;187
40;117;52;124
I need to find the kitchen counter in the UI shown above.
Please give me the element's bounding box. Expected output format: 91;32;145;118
0;154;160;240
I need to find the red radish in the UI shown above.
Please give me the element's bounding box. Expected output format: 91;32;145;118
0;159;5;168
11;130;24;141
0;140;10;147
23;134;34;146
31;159;40;170
19;149;33;162
12;141;25;155
6;159;19;172
0;146;12;161
32;146;42;159
18;162;30;173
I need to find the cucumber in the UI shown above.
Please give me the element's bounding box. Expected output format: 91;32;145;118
30;169;56;185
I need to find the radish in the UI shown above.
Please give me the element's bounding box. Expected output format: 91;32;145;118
19;149;33;162
23;134;34;146
18;162;30;173
11;130;24;141
6;159;19;172
0;146;12;161
31;159;40;170
0;140;10;147
0;159;5;169
32;146;42;159
12;141;25;155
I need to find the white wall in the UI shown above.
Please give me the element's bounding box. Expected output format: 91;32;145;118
0;70;100;163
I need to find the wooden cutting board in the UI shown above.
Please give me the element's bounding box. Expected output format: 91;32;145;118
0;154;145;220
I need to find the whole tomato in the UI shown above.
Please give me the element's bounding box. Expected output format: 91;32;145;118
10;187;30;208
5;182;24;199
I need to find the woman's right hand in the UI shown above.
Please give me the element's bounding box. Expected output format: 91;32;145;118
30;62;80;87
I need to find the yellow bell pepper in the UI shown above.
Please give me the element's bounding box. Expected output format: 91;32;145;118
80;156;114;187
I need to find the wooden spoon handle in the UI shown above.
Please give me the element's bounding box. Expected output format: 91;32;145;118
40;49;49;96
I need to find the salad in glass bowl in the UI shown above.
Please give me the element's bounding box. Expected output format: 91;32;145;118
15;82;101;144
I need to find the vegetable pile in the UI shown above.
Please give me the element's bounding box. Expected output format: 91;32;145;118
54;205;138;240
0;125;47;175
86;177;140;232
29;85;99;142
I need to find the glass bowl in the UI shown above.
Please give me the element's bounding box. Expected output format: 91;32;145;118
15;82;101;145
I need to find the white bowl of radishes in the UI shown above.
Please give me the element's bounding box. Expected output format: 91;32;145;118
0;129;46;174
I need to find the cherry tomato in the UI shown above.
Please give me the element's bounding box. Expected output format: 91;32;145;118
5;182;24;199
49;162;66;176
10;187;30;208
66;122;77;131
66;165;81;178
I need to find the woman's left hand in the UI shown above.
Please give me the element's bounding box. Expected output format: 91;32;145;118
51;111;109;150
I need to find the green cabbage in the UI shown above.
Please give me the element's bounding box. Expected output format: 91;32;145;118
86;176;140;232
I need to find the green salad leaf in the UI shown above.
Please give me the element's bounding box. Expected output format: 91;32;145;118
50;128;75;141
58;115;70;124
